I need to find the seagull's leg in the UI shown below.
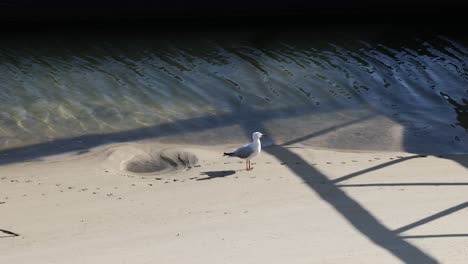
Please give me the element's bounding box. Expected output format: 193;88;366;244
245;160;248;171
248;160;251;171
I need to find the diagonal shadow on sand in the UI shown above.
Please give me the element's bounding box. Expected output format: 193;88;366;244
331;155;423;184
242;121;439;263
337;182;468;187
393;202;468;234
401;234;468;239
264;145;438;263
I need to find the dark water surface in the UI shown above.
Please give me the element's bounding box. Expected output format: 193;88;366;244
0;25;466;154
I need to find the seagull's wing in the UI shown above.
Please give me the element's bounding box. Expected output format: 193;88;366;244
233;143;254;159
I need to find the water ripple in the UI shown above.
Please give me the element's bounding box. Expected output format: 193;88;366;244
0;28;466;153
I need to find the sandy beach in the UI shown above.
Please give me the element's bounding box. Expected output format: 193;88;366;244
1;141;467;263
0;11;466;264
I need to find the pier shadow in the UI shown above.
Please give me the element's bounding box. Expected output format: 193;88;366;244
337;182;468;187
263;145;438;263
393;202;468;234
242;122;439;263
401;234;468;239
331;155;423;184
440;154;468;172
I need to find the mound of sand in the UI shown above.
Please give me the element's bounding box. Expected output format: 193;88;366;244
103;144;198;175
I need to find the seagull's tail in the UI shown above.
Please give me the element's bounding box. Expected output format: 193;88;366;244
223;152;234;157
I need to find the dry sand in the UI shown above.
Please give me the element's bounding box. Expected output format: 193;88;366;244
0;141;467;263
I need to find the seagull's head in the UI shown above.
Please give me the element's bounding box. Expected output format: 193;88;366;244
252;132;265;140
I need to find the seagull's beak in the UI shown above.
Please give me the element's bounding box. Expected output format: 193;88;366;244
262;134;267;137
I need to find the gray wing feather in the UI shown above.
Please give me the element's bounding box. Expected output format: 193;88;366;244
233;144;254;159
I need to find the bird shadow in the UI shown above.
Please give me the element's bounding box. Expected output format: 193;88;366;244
197;170;237;181
0;229;19;238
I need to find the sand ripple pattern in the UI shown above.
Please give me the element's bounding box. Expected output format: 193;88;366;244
104;145;198;175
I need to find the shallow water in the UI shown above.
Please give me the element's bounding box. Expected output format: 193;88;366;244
0;26;466;154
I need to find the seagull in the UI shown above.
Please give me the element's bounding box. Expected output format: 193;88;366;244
223;132;266;171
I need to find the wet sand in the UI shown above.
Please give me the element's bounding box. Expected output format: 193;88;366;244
0;142;467;263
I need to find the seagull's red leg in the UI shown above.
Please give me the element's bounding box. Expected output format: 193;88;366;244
246;160;248;170
248;160;251;171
